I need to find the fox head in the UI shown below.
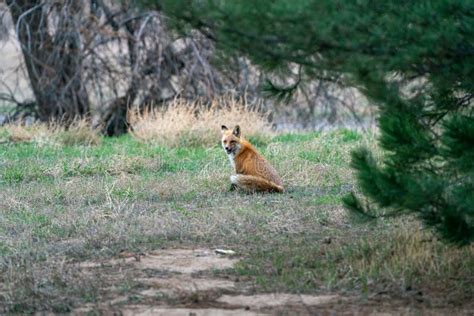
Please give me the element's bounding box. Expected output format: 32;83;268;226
221;125;241;155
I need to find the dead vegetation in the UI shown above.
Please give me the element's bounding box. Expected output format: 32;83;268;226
1;119;100;146
0;1;373;135
129;96;273;147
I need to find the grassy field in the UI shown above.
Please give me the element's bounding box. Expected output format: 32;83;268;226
0;125;473;313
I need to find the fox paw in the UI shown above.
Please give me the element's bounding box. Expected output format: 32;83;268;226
229;183;237;191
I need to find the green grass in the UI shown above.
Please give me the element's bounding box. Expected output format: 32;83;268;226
0;128;472;313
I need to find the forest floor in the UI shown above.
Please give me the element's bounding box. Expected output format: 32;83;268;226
0;128;473;315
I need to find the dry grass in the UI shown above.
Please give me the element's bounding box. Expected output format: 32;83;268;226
55;120;101;146
129;96;273;147
2;123;39;143
327;224;474;292
1;120;100;146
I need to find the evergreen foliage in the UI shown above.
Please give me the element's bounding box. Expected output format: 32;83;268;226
144;0;474;245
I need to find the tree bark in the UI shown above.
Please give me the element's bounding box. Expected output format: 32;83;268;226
6;0;90;123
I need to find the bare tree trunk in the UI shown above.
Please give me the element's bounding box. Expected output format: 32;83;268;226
6;0;89;123
96;0;140;136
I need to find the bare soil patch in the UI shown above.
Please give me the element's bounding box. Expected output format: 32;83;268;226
72;248;472;315
80;248;238;273
74;248;347;314
216;294;338;308
119;306;265;316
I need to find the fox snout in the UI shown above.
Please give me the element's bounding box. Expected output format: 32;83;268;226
223;142;239;155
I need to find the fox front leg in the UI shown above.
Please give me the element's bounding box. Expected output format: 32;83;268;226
229;175;239;191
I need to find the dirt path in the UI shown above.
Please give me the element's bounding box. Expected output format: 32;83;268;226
73;249;471;315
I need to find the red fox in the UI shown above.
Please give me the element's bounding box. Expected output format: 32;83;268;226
221;125;284;193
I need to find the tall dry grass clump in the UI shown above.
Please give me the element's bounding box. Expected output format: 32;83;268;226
55;120;101;146
327;224;474;293
129;97;274;147
1;120;100;146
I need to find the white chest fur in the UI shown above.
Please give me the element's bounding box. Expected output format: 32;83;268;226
227;153;236;171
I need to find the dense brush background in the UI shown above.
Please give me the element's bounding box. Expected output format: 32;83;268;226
0;2;373;132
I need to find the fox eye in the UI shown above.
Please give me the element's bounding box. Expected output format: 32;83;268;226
230;140;236;144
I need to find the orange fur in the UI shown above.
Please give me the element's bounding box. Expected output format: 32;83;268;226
221;125;284;193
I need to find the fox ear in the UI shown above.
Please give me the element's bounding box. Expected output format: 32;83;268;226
221;125;228;133
233;125;241;137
